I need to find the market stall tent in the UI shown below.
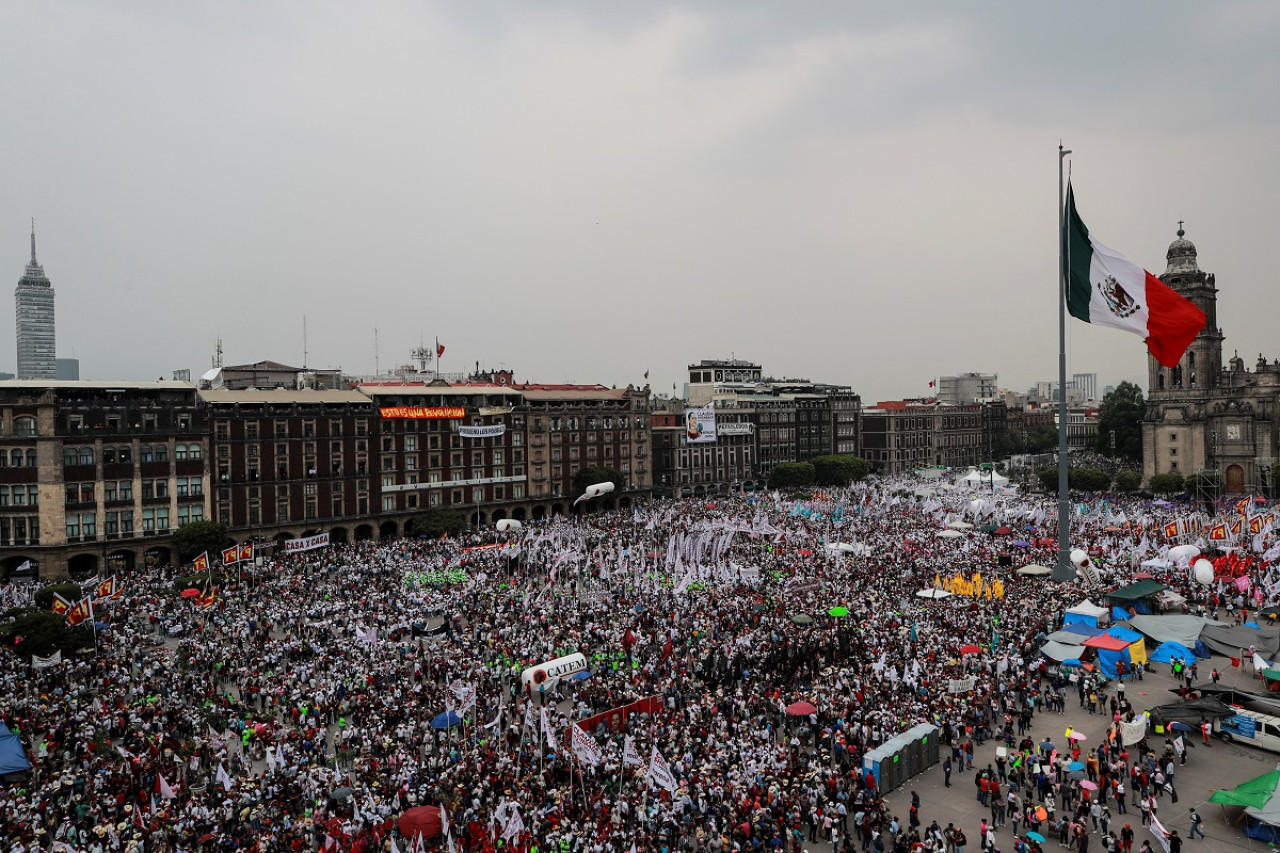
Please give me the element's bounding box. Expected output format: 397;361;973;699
0;723;30;777
1064;599;1110;629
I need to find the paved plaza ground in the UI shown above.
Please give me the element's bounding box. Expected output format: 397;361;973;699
872;664;1280;853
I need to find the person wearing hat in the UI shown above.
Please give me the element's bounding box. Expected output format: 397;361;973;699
1187;809;1204;840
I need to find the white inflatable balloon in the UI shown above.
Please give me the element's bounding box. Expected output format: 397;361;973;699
574;481;617;504
1168;544;1200;565
1069;549;1089;568
496;519;523;533
1193;558;1215;586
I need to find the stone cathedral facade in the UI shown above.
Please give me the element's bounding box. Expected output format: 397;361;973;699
1143;228;1280;496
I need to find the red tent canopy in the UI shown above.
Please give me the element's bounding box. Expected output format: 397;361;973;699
1082;635;1131;651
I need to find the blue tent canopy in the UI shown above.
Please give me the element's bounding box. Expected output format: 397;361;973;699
0;722;31;776
1148;641;1198;665
1061;623;1102;637
1106;625;1144;644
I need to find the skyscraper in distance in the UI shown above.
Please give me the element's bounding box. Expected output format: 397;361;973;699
15;222;56;379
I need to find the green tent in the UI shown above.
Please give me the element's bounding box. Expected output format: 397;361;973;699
1209;769;1280;810
1107;579;1168;601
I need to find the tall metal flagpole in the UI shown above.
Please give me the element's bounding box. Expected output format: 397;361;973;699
1055;144;1075;582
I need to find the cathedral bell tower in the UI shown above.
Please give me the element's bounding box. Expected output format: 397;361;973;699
1147;225;1222;394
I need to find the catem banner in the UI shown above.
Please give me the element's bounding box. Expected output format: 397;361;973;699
458;424;506;439
718;422;754;436
685;408;717;444
284;533;330;554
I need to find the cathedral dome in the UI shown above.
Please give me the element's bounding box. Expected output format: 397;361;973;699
1165;225;1200;275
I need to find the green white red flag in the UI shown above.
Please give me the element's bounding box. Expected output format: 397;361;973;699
1063;185;1205;368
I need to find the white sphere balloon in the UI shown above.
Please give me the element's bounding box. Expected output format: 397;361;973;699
496;519;523;533
1070;549;1089;568
1193;558;1215;586
1169;544;1200;565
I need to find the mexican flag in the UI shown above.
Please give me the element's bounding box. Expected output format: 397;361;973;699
1063;185;1205;368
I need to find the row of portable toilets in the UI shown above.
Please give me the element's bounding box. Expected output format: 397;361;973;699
862;723;941;792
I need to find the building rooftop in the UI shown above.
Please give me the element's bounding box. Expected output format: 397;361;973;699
199;389;374;405
0;380;194;391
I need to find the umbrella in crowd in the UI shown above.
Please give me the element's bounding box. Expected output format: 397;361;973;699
786;701;818;717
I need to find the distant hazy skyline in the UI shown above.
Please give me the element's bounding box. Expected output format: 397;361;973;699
5;2;1277;402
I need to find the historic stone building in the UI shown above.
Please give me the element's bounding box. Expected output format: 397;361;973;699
1144;229;1280;495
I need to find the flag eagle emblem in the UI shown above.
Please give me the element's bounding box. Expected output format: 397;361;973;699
1098;275;1139;318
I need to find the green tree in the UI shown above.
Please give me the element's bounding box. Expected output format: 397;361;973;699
34;583;83;610
407;506;466;538
1095;381;1145;461
768;462;815;490
1148;472;1185;495
1070;467;1112;492
811;455;871;486
1114;470;1142;493
0;608;95;658
571;466;625;508
170;521;230;562
1184;470;1220;498
1037;466;1112;492
1027;426;1059;453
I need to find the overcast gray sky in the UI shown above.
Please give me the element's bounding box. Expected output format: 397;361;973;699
5;1;1277;403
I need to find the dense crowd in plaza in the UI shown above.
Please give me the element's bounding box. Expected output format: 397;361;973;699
0;477;1272;853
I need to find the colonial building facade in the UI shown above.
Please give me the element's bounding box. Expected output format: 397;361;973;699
0;381;208;581
1144;228;1280;495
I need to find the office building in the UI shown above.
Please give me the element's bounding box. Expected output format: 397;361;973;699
15;226;56;380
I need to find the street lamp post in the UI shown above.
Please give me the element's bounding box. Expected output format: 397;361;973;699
1259;457;1275;501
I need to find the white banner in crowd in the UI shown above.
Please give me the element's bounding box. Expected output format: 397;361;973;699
1121;715;1149;746
647;746;678;792
284;533;330;554
458;424;506;439
947;676;976;694
570;724;604;766
31;651;62;669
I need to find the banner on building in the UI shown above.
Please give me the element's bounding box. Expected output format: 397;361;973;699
718;422;754;436
379;407;465;420
684;408;717;444
284;533;330;554
458;424;506;439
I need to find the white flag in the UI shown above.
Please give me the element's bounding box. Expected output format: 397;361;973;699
157;774;177;800
501;810;525;842
216;763;233;791
264;746;277;770
569;724;604;767
622;735;645;769
31;650;62;669
540;708;558;750
646;746;678;792
440;807;450;838
449;682;477;714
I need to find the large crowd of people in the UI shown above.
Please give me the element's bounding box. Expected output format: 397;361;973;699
0;476;1272;853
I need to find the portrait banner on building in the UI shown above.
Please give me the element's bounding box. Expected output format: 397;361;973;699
684;408;717;444
284;533;330;554
458;424;506;439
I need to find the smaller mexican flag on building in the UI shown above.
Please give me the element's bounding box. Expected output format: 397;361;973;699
1063;185;1205;368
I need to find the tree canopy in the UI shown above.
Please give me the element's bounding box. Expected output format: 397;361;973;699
408;506;467;538
1095;381;1145;461
170;521;230;562
1148;472;1185;495
811;455;871;486
768;462;815;490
